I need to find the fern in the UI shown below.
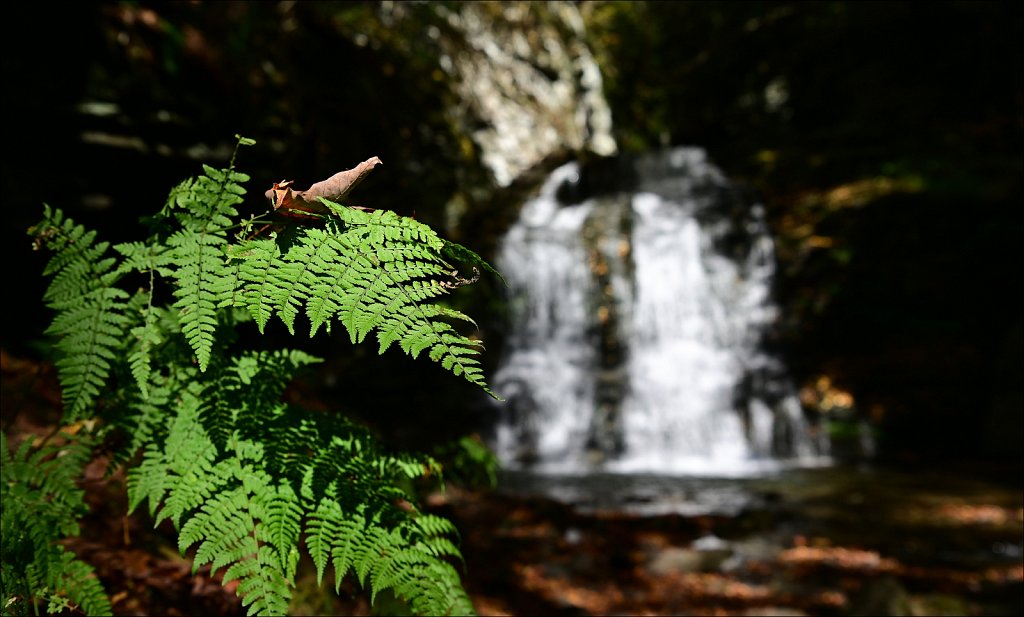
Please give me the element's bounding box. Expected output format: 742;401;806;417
227;200;497;398
122;349;476;615
114;242;174;399
29;206;133;421
1;432;112;616
164;165;249;372
177;441;292;617
23;136;499;616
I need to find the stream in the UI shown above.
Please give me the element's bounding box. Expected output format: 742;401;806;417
444;463;1023;615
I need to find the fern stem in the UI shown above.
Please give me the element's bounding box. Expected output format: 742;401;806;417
24;578;38;617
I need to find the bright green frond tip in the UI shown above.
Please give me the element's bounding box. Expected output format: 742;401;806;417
443;239;507;287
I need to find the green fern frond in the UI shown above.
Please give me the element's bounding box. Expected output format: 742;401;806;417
266;234;326;335
354;523;391;590
442;239;507;286
1;433;112;617
178;441;293;617
304;497;346;586
227;238;281;330
120;291;164;400
411;514;461;547
110;243;175;399
1;434;88;538
48;548;113;616
33;206;119;301
131;358;476;615
127;444;169;518
228;553;292;617
227;198;498;397
30;207;134;420
112;239;175;279
167;226;227;372
154;391;221;528
47;286;132;421
164;166;248;371
181;486;254;572
301;494;472;614
203;350;321;452
359;516;473;615
108;383;172;475
125;381;221;527
263;483;303;581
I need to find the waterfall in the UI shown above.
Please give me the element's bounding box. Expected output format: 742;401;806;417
493;148;829;475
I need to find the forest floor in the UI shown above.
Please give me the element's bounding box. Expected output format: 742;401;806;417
3;348;1022;616
441;481;1022;617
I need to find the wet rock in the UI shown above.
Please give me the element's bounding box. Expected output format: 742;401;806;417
648;547;706;576
648;537;735;575
848;576;912;616
427;1;617;186
908;594;971;617
741;608;808;617
726;535;786;568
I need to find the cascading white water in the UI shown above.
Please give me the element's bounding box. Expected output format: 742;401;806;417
493;164;599;468
493;148;828;475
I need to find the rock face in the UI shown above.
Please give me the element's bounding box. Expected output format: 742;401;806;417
390;1;617;187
